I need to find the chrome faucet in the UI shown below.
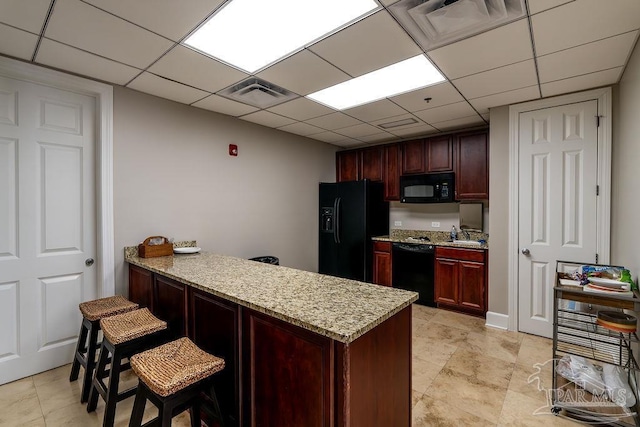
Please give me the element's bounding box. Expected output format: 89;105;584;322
461;228;471;240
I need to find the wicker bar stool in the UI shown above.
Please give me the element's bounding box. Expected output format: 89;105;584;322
70;295;139;403
87;308;168;427
128;337;226;427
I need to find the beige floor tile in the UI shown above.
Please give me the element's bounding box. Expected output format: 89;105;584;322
412;359;444;394
516;339;554;369
413;304;438;321
412;389;423;408
509;358;554;405
413;317;431;336
498;389;581;427
463;330;521;364
412;393;496;427
444;347;515;389
0;377;43;425
521;333;553;348
1;416;47;427
414;321;469;346
429;309;487;333
413;339;457;367
33;365;84;416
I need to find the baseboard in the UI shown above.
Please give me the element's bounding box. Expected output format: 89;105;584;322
485;311;509;330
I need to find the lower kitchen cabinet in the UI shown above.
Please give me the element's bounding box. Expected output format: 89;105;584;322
128;264;153;310
435;247;486;316
372;241;392;286
153;275;188;337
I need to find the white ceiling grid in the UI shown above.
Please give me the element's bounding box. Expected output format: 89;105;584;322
0;0;637;147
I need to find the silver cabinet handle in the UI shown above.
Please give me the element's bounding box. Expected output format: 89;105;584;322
521;248;530;256
85;258;95;267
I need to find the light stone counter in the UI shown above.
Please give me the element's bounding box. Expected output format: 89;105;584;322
126;250;417;343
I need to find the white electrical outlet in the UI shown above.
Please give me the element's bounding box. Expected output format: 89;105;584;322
431;222;440;228
394;221;402;227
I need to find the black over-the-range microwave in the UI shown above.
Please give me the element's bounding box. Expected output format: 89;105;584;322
400;172;455;203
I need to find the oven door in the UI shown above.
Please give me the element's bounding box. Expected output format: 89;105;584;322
391;243;435;307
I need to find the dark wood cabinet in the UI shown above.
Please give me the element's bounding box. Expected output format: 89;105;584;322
400;139;426;175
372;241;392;286
336;150;359;182
153;275;187;337
427;136;453;172
435;247;486;316
128;264;153;310
360;146;384;182
456;131;488;200
384;144;400;201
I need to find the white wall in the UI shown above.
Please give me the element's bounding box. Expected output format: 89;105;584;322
113;87;336;295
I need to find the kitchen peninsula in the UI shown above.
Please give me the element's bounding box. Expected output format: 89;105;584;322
125;248;417;427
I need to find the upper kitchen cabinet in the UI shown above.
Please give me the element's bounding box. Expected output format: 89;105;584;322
400;139;426;175
360;146;384;182
384;144;400;201
336;150;359;182
427;136;453;172
455;131;488;200
335;145;400;202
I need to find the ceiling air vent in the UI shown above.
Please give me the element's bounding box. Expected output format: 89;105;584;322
219;77;298;109
378;117;419;129
389;0;526;51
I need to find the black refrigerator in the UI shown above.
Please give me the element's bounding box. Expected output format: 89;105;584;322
319;180;389;282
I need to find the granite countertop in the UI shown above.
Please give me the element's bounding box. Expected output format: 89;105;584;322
373;229;489;250
125;250;418;344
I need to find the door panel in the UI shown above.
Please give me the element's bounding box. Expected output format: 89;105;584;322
518;100;598;338
435;258;457;305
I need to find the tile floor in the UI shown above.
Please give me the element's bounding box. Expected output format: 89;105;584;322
0;305;581;426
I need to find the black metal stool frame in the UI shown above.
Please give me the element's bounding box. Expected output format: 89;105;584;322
69;317;101;403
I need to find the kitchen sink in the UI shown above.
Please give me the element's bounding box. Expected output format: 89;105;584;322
452;240;482;246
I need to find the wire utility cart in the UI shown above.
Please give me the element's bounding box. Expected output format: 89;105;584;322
552;261;640;426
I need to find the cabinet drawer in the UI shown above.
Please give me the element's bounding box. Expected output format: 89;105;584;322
435;247;485;262
373;241;391;252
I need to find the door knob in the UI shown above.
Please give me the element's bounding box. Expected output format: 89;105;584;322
521;248;530;256
85;258;95;267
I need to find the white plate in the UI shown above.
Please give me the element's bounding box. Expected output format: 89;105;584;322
588;277;629;289
559;279;581;287
173;247;201;254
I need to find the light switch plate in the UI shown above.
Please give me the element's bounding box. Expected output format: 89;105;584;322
394;221;402;226
431;222;440;228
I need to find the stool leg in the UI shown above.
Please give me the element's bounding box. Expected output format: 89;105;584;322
81;322;100;403
87;343;109;413
160;403;172;427
128;382;146;427
209;384;225;427
190;401;201;427
70;321;89;382
102;346;122;427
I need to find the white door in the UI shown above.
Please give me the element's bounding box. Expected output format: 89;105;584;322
518;100;598;338
0;75;97;384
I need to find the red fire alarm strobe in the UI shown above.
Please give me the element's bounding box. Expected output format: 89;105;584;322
229;144;238;156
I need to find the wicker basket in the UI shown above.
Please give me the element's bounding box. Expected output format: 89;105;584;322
138;236;173;258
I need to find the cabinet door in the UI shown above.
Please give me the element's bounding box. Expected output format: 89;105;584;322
427;136;453;172
435;258;458;306
360;146;384;182
384;144;400;201
128;264;153;310
401;139;426;175
372;241;392;286
189;289;241;426
336;150;359;182
153;275;187;338
456;131;488;199
458;261;485;313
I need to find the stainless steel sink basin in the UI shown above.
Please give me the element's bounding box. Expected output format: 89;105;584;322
451;240;482;246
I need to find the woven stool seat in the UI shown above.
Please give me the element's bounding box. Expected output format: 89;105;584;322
131;337;225;397
100;308;166;345
79;295;138;321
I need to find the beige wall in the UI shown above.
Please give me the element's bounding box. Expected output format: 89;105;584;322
113;87;336;296
389;202;489;233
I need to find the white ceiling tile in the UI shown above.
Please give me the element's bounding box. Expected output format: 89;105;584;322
334;123;381;138
468;86;541;114
482;113;490;122
431;115;486;131
332;139;364;148
149;45;248;93
305;112;363;130
127;72;209;104
0;0;50;33
277;122;325;137
36;39;140;85
413;101;477;124
388;123;438;137
380;0;400;5
257;50;351;96
538;31;638;83
82;0;225;41
528;0;574;15
309;10;422;77
532;0;640;56
240;111;297;128
46;0;174;69
540;67;623;98
428;19;533;80
0;23;38;60
267;97;334;121
344;99;407;122
309;131;349;143
453;60;538;100
372;113;420;126
192;94;258;117
389;82;463;112
358;132;397;143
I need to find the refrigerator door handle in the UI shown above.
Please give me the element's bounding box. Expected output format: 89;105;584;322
335;197;342;244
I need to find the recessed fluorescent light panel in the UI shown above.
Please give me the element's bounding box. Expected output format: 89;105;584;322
307;55;445;110
184;0;380;73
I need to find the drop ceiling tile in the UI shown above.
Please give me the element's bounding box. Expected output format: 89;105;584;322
343;99;407;122
36;39;140;85
431;115;486;131
45;0;174;69
334;123;381;138
257;50;351;96
127;72;209;104
468;86;540;114
528;0;574;15
309;131;349;143
428;19;534;80
389;82;464;112
453;60;538;100
332;139;364;148
305;112;363;130
277;122;325;137
540;67;623;98
532;0;640;56
240;111;297;128
148;45;248;93
192;94;258;117
380;0;400;5
267;97;334;121
537;31;638;83
389;123;438;137
309;10;422;77
413;101;477;124
82;0;225;41
357;132;397;143
0;0;50;33
0;23;38;60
